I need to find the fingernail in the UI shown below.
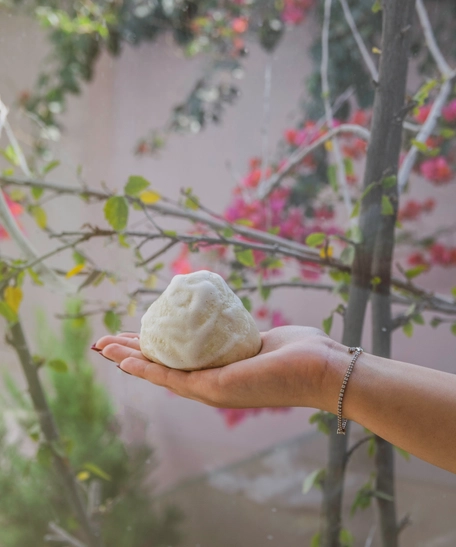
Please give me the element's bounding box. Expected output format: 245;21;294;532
90;344;102;353
117;365;132;376
101;353;116;363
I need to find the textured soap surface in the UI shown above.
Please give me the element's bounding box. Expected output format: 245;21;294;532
140;270;262;370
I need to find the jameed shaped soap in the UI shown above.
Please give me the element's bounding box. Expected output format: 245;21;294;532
140;270;262;370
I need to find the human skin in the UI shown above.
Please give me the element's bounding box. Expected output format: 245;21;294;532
94;326;456;474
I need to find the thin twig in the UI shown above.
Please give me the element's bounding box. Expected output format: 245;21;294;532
338;0;379;82
415;0;454;77
257;123;369;198
344;434;375;466
321;0;352;219
45;522;87;547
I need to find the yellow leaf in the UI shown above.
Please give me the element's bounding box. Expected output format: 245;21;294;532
76;471;90;482
320;246;334;259
32;206;47;229
139;190;161;204
324;140;333;152
66;264;85;278
372;47;382;55
144;274;157;289
4;286;23;314
127;299;137;317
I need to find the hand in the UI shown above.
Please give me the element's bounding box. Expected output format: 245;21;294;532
93;326;333;410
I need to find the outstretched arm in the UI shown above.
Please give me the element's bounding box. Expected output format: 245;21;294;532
94;327;456;474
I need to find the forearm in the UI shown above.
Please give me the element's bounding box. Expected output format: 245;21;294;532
321;341;456;473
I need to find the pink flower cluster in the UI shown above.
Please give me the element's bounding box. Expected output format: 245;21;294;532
420;156;453;184
408;243;456;269
217;407;290;428
398;197;435;221
281;0;315;25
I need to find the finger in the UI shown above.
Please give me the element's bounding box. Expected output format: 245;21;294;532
95;335;140;351
102;342;145;364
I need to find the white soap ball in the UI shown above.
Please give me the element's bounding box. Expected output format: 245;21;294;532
140;270;262;370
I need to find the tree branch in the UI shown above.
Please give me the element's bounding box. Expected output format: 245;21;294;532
321;0;353;219
338;0;379;82
257;124;370;199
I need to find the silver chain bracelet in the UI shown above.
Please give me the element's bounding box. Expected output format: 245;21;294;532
337;346;363;435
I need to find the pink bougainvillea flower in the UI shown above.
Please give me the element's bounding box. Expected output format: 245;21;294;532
171;246;193;275
414;103;432;124
271;310;289;328
0;192;23;240
231;17;248;33
398;198;435;221
420;156;453;184
407;252;429;267
442;99;456;124
217;407;290;428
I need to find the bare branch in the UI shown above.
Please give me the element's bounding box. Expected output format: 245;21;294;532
344;434;375;466
257;124;369;199
338;0;379;82
415;0;454;77
45;522;87;547
321;0;353;219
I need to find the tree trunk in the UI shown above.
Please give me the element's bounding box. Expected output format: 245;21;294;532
320;1;415;545
10;320;102;547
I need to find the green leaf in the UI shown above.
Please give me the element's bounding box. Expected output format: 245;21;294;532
222;227;234;238
451;323;456;336
302;468;325;494
83;462;111;481
163;230;177;237
430;317;442;328
381;175;397;189
124;175;151;196
394;446;410;461
405;265;428;279
77;270;104;292
340;246;355;265
0;301;18;324
367;436;376;457
31;186;44;200
327;164;338;192
413;79;438;107
381;195;394;215
439;128;456;139
47;359;68;373
118;234;130;248
185;196;199;210
343;157;354;177
339;528;354;547
412;313;425;325
350;483;373;516
322;315;333;335
371;276;381;288
411;138;439;157
27;268;43;286
42;160;60;174
350;200;360;219
1;145;19;166
450;287;456;299
310;532;321;547
72;251;86;266
305;232;326;247
104;310;121;334
402;322;413;337
372;0;382;13
309;411;332;435
235;249;255;267
260;285;271;301
240;296;252;312
104;196;129;231
349;225;363;244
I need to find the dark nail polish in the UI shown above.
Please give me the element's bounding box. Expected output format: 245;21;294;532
117;365;132;376
90;344;102;353
101;354;116;363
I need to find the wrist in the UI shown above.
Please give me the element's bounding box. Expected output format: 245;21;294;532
319;338;355;415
